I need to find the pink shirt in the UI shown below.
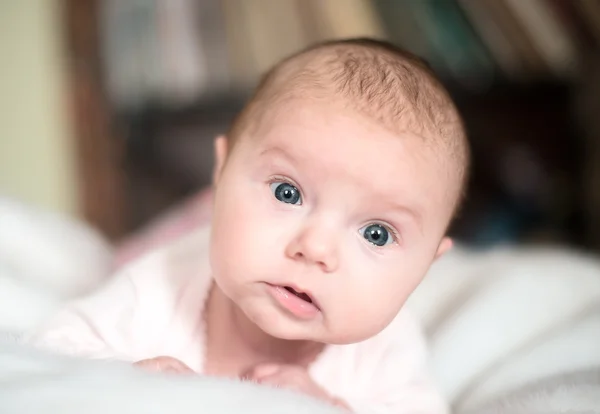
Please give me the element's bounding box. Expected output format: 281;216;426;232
28;226;448;414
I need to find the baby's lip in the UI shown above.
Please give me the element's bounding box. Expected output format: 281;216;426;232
268;283;320;310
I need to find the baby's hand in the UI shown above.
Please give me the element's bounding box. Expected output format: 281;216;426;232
133;356;195;375
243;364;351;411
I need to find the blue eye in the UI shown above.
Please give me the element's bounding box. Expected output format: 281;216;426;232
359;224;394;247
270;182;302;205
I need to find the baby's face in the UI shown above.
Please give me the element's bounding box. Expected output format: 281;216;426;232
209;99;457;344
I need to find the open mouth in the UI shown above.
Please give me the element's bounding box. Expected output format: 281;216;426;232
284;286;313;304
268;284;321;319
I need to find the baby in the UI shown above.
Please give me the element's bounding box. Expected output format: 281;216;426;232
28;38;469;413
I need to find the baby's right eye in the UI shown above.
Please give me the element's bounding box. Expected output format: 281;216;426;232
270;182;302;205
358;223;395;247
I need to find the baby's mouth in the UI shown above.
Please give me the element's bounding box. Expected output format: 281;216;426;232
268;284;321;318
284;286;313;304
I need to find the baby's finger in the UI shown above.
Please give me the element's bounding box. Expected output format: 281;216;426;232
255;371;305;393
134;356;195;374
164;360;195;374
133;358;162;371
243;363;282;381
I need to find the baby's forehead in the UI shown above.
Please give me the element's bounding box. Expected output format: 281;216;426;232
255;96;461;200
255;53;451;142
254;92;431;159
231;41;468;212
256;98;447;175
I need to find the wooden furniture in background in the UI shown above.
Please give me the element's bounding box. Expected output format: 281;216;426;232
63;0;126;239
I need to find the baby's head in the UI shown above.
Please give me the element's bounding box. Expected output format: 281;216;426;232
209;38;469;344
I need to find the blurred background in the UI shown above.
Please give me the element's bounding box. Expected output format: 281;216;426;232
1;0;600;252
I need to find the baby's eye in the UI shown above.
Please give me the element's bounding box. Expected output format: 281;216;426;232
270;182;302;205
359;223;395;247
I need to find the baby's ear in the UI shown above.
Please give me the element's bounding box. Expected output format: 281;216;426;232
212;135;229;185
435;237;453;260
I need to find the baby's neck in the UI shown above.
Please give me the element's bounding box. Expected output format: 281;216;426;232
204;283;324;375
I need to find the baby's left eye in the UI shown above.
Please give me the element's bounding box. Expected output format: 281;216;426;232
359;224;395;247
270;182;302;205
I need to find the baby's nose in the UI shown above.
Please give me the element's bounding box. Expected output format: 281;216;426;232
285;222;340;273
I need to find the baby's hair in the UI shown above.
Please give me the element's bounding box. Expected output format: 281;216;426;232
227;38;470;213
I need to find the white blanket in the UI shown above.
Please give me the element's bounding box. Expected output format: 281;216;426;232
0;196;112;332
2;196;600;413
408;246;600;411
0;340;341;414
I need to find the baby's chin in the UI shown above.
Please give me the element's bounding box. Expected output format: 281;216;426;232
247;306;377;345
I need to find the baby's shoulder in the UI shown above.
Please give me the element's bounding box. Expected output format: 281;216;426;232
116;225;213;299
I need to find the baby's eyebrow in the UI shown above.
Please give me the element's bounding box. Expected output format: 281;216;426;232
381;199;423;234
258;146;297;164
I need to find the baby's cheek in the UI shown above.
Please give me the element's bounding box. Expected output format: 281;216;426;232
211;210;279;283
330;268;407;341
336;295;397;342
